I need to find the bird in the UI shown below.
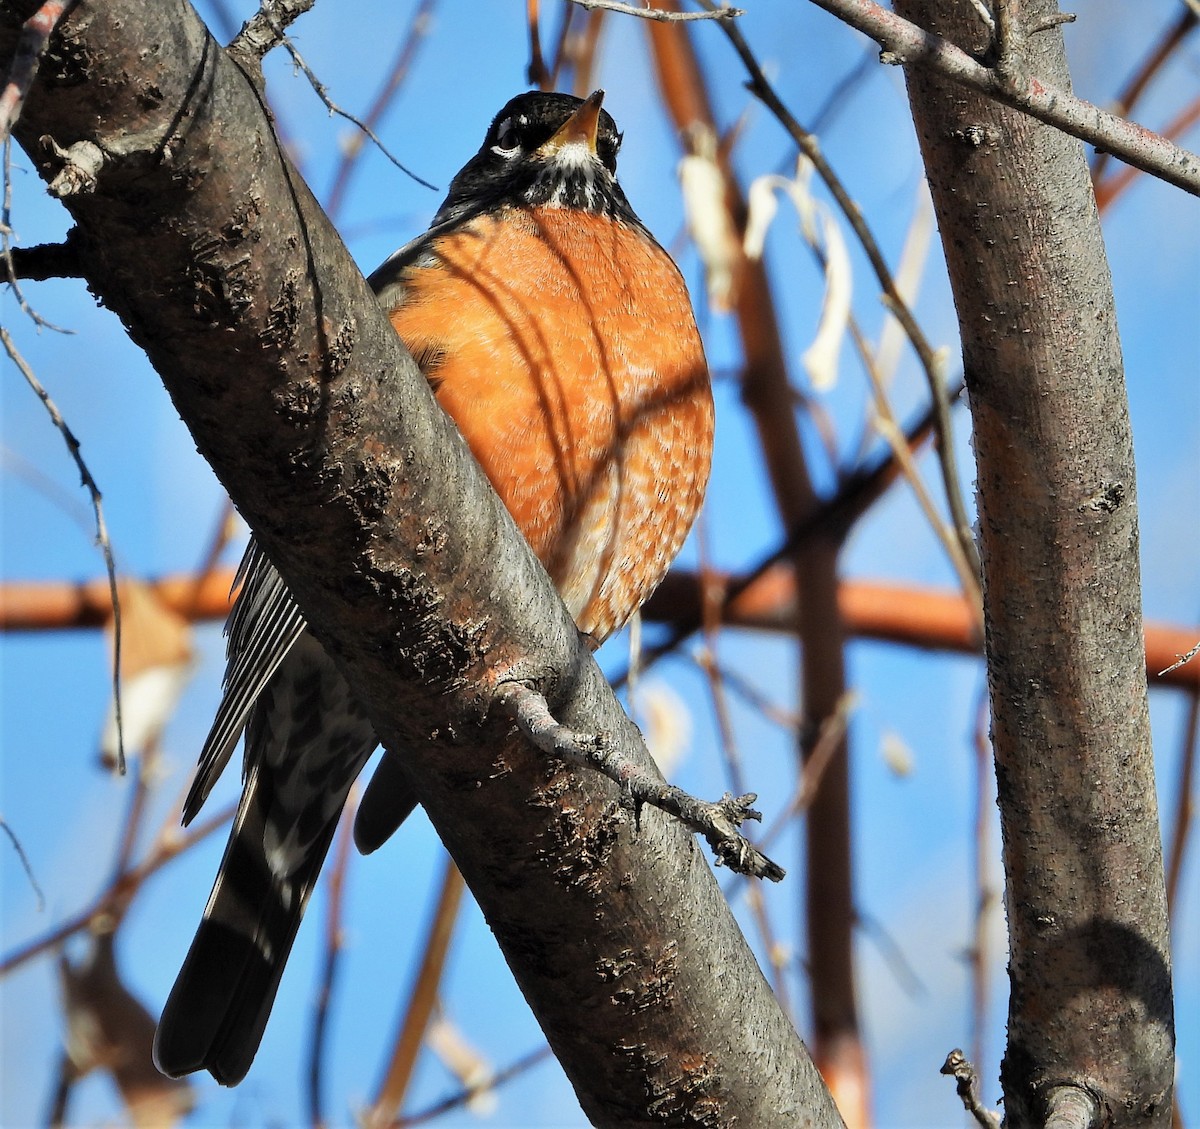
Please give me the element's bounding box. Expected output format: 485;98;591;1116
153;89;714;1086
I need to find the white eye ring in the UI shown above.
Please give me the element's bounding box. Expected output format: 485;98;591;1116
492;117;521;157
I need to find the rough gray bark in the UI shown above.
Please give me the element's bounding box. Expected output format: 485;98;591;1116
893;1;1175;1124
0;1;843;1124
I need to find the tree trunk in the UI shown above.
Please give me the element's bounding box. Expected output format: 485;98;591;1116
894;1;1175;1123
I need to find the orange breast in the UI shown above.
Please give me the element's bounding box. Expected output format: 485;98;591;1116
385;205;713;641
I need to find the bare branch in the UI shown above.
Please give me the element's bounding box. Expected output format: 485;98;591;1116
228;0;314;60
805;0;1200;194
325;0;438;218
1043;1084;1104;1129
570;0;743;21
397;1046;555;1127
0;803;235;978
1095;95;1200;211
494;681;786;882
4;234;82;279
3;6;835;1117
1165;693;1198;914
253;8;435;191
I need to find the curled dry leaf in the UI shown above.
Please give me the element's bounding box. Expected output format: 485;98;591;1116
745;159;852;392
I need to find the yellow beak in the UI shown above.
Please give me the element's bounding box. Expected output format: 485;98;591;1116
539;90;604;157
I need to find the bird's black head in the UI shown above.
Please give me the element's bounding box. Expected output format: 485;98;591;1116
431;90;637;227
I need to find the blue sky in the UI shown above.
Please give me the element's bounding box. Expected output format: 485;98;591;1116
2;2;1197;1126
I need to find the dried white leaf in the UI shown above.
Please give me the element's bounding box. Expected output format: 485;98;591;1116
745;159;852;390
678;123;740;312
801;206;852;392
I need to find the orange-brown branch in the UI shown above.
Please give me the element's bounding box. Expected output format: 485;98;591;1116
4;568;1196;690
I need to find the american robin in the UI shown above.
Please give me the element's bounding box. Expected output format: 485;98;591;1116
153;90;714;1085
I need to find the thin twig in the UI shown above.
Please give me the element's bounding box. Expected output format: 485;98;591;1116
618;396;946;681
109;740;151;881
969;686;998;1076
941;1048;1002;1128
325;0;438;219
569;0;743;21
495;682;785;881
527;0;551;88
1160;638;1200;677
808;47;877;136
750;693;856;853
204;0;241;42
0;802;234;977
1106;7;1197;113
1;324;124;774
855;910;926;999
44;1048;76;1128
695;530;791;1011
396;1045;555;1126
565;7;607;97
1093;6;1196;184
261;13;435;191
2;142;73;331
688;648;799;730
1095;94;1200;211
0;816;45;911
545;0;579;91
869;362;983;620
992;0;1024;84
696;521;749;798
966;0;994;37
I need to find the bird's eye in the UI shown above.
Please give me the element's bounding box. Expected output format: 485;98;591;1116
492;117;521;156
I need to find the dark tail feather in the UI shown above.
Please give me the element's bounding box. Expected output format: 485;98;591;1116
154;772;339;1085
354;749;420;855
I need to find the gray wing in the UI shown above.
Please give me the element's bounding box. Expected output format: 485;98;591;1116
182;539;308;824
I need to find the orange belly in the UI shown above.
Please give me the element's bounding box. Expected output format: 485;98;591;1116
385;205;713;641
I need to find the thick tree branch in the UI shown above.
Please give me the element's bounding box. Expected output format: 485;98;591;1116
896;0;1174;1122
0;0;839;1122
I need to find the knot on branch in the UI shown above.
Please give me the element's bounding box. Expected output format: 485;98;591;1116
40;136;104;197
